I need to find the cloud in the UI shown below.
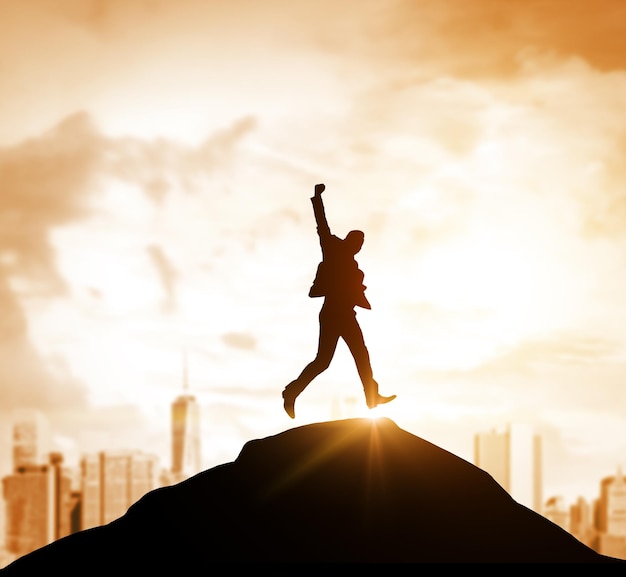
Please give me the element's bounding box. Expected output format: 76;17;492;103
470;333;619;377
0;109;259;411
0;276;86;410
576;133;626;239
42;0;166;37
101;115;256;199
146;244;178;313
0;113;103;411
379;0;626;78
418;332;626;418
221;332;258;351
0;112;102;291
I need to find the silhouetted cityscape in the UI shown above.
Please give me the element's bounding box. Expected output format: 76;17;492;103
0;385;202;569
473;423;626;558
1;399;625;567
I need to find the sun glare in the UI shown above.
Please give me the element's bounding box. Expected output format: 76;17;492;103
366;409;384;421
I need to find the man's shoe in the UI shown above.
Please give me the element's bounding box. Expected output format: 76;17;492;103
282;388;296;419
367;393;397;409
377;394;396;406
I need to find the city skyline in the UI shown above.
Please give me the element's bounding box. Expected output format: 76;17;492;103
1;0;626;516
1;372;624;507
1;389;203;566
1;399;623;512
2;403;626;566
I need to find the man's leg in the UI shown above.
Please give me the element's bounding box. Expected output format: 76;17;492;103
342;312;396;409
283;309;340;418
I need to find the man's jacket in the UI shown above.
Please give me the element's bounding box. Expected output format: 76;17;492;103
308;195;371;310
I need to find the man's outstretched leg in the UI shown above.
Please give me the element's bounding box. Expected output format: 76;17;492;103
342;312;396;410
283;317;340;418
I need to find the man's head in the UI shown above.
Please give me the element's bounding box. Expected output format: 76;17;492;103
345;230;364;255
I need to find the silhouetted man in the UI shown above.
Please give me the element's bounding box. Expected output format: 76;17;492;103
282;183;396;418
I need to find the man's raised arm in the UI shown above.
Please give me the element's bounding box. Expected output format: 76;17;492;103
311;183;331;240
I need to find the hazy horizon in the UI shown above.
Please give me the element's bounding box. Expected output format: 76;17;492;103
2;0;626;507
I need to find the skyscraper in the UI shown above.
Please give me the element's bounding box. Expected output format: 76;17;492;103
570;496;595;548
79;450;160;529
100;450;134;525
601;468;626;537
2;453;72;558
129;452;160;505
170;351;201;484
2;464;55;557
474;423;542;513
596;468;626;558
11;409;50;471
80;453;101;530
2;411;77;561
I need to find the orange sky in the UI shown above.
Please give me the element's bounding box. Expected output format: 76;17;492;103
1;0;626;504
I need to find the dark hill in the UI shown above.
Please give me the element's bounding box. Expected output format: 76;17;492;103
1;418;622;570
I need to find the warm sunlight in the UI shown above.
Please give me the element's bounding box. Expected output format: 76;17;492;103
2;0;626;567
366;409;385;421
97;92;215;146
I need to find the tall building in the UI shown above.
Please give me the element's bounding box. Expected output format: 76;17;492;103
129;452;160;505
595;468;626;559
11;409;50;471
49;453;74;541
100;451;134;525
2;464;54;557
474;423;542;513
2;453;73;558
570;496;595;548
1;411;75;561
80;454;101;530
600;468;626;537
170;352;201;484
79;450;160;530
0;497;6;560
